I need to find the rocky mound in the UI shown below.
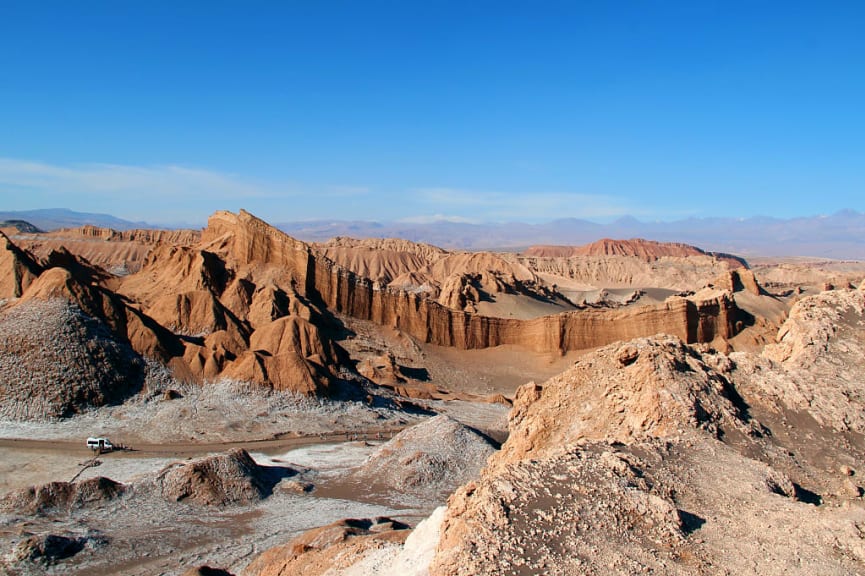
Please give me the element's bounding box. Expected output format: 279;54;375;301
0;299;145;420
245;517;411;576
733;285;865;432
155;449;286;506
352;415;498;501
5;533;87;566
430;436;865;576
0;476;126;515
497;336;759;466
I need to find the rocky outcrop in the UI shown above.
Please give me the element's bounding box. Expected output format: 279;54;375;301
732;287;865;432
122;211;745;390
495;336;759;467
155;449;283;506
199;212;745;354
18;264;182;362
0;476;126;515
2;211;747;405
10;225;200;275
0;230;42;299
357;351;407;385
321;241;438;285
244;517;411;576
430;435;865;576
425;329;865;575
712;268;763;295
322;236;448;264
42;225;201;245
5;533;86;566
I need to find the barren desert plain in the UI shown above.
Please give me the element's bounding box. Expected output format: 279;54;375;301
0;210;862;575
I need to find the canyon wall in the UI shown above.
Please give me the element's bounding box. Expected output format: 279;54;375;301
313;263;738;353
202;212;741;354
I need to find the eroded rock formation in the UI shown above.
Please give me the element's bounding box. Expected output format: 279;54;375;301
1;210;750;405
523;238;747;267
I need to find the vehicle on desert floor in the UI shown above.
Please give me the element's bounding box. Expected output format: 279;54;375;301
86;437;113;453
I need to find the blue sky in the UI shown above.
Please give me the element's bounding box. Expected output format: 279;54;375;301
1;1;863;226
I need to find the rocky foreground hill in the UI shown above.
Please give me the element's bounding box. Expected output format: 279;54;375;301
244;282;865;575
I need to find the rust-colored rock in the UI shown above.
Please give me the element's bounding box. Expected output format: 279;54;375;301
524;238;747;267
0;230;42;299
713;268;763;295
244;517;410;576
3;211;747;403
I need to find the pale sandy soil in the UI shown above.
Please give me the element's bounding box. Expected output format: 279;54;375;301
473;291;575;320
338;314;585;398
0;377;508;575
418;344;583;396
0;420;482;576
0;443;418;576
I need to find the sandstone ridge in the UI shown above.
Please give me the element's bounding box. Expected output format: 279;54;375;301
524;238;748;267
2;210;749;405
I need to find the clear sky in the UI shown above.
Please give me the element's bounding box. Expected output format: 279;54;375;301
1;1;863;226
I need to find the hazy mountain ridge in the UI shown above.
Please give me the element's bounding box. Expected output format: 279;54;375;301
0;208;152;232
1;208;862;258
279;210;865;258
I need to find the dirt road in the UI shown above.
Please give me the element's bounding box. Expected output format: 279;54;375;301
0;426;405;458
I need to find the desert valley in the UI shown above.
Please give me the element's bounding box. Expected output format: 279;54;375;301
0;209;863;575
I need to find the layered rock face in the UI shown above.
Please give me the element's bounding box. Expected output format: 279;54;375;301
1;210;747;407
10;225;201;274
523;238;747;267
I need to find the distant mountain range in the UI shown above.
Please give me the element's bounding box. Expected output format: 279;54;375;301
1;207;863;259
0;208;152;232
278;210;865;259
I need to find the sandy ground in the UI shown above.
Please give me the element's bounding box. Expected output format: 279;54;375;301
0;441;421;576
0;380;508;575
0;434;444;576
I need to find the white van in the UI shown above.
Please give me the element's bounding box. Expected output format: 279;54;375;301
86;437;113;452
